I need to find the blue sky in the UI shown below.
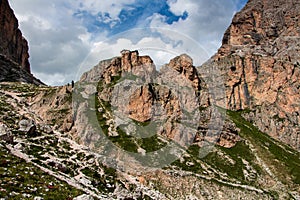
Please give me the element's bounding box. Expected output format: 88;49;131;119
237;0;248;10
74;0;188;36
9;0;248;85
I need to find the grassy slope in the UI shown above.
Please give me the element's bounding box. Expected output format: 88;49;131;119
2;82;299;198
167;109;299;198
96;76;300;194
227;110;300;184
0;144;83;199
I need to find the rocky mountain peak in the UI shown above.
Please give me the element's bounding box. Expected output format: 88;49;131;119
80;50;156;84
120;49;153;72
204;0;300;150
167;54;201;91
78;50;240;149
221;0;300;52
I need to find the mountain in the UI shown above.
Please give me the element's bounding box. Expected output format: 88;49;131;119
0;0;43;85
1;50;299;199
202;0;300;150
0;0;300;199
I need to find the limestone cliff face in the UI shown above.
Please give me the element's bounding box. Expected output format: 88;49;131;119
0;0;43;85
203;0;300;149
80;50;155;84
78;50;240;148
168;54;201;91
0;0;30;72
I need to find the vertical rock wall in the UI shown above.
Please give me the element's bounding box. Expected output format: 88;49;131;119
0;0;30;72
202;0;300;149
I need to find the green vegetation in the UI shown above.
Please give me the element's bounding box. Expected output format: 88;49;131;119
28;136;58;147
0;95;16;128
0;144;83;199
170;145;204;173
0;82;37;93
138;134;167;152
132;119;151;127
109;127;139;153
169;109;300;190
24;144;47;160
58;108;70;114
95;88;168;154
60;140;72;151
94;76;170;155
0;97;11;113
109;74;122;87
81;166;116;192
227;110;300;185
43;87;57;98
202;141;261;184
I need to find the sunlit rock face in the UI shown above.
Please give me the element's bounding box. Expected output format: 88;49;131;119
76;49;240;151
202;0;300;149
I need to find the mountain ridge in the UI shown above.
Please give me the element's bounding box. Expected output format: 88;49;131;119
0;0;300;199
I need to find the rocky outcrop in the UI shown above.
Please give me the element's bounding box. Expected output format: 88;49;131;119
77;50;240;148
168;54;201;91
203;0;300;149
29;85;73;132
0;54;43;84
120;50;154;73
0;0;30;72
0;0;43;85
127;84;181;123
81;50;156;84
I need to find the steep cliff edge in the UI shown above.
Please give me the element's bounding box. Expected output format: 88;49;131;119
202;0;300;150
0;0;30;71
0;0;43;85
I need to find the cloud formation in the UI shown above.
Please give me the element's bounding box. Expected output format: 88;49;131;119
9;0;246;85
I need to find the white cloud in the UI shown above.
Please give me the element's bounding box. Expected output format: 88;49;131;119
8;0;244;86
150;0;238;59
34;72;68;86
76;36;176;79
10;0;92;85
73;0;135;19
76;29;209;81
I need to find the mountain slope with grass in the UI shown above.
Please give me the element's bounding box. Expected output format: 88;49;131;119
0;0;299;199
202;0;300;150
1;53;299;199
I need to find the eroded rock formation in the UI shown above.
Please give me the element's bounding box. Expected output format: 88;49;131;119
203;0;300;149
78;50;240;149
168;54;201;91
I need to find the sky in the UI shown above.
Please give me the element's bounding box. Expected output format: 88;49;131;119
9;0;248;86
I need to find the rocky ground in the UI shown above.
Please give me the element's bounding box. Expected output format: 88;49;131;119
0;69;299;199
0;0;300;199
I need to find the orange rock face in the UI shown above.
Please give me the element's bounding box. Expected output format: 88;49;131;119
168;54;201;91
205;0;300;150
